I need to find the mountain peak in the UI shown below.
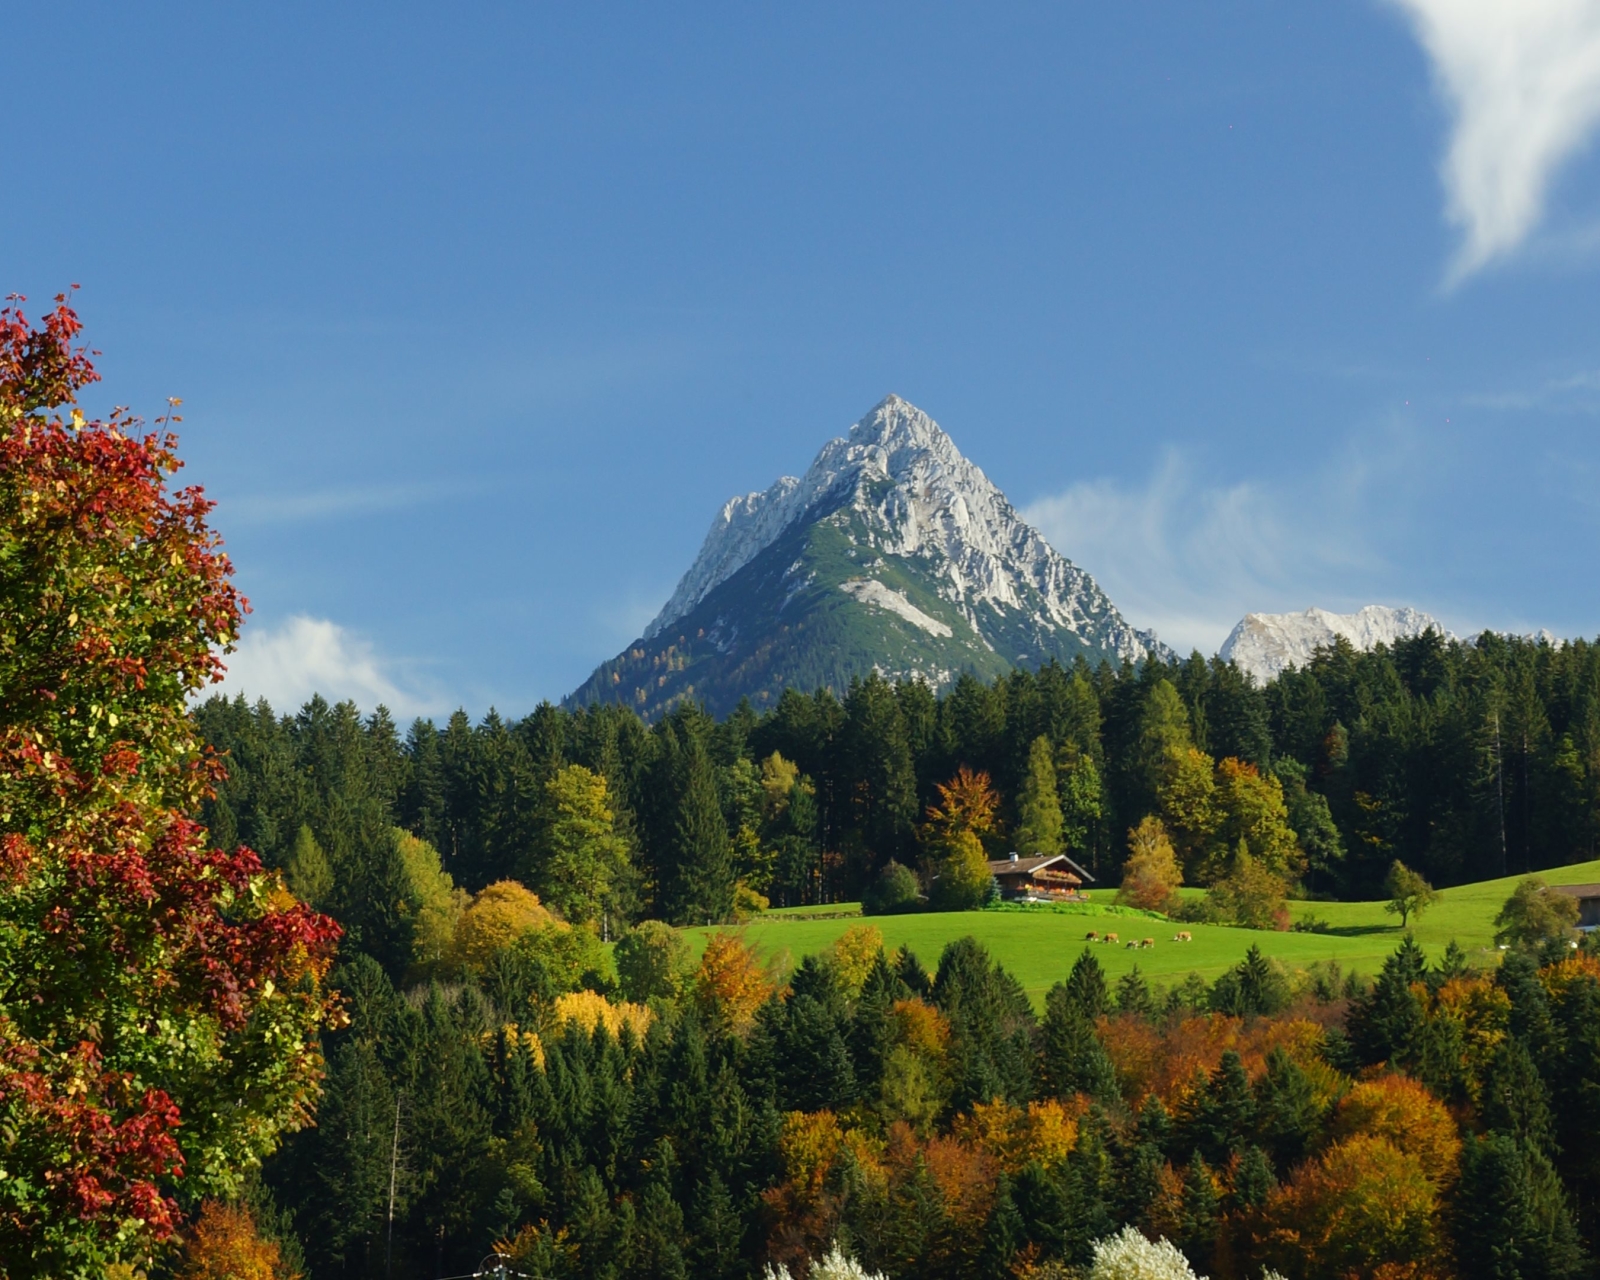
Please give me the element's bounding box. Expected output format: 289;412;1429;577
574;399;1167;718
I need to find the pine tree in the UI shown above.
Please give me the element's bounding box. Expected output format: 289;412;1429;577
309;1040;397;1274
1015;735;1065;857
1115;967;1155;1018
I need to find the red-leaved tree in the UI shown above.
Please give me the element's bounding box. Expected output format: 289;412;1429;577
0;293;340;1277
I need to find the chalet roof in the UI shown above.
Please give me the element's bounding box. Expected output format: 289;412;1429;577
1552;883;1600;900
985;853;1096;883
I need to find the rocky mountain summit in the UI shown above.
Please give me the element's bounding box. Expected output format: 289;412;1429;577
1220;605;1451;683
568;395;1168;719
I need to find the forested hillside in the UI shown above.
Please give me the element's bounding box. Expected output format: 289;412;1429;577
200;629;1600;926
184;628;1600;1278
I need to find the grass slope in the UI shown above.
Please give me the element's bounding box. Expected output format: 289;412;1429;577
688;859;1600;1009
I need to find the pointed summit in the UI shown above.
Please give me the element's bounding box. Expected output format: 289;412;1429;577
571;397;1167;719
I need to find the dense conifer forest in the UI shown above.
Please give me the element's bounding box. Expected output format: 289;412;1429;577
183;631;1600;1278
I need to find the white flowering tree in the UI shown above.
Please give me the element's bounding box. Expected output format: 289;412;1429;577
1089;1225;1204;1280
763;1242;888;1280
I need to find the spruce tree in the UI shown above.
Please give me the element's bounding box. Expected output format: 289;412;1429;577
1479;1038;1556;1157
1347;936;1429;1067
978;1174;1027;1280
1063;947;1110;1019
1451;1133;1586;1280
1015;735;1065;856
1179;1050;1255;1167
285;822;334;907
1040;984;1120;1102
1253;1046;1319;1170
689;1171;743;1280
664;736;734;925
1178;1153;1220;1276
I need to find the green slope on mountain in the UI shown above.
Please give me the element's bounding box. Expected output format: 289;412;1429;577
568;496;1117;720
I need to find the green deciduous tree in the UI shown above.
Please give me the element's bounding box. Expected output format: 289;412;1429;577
1385;859;1439;929
1495;877;1580;949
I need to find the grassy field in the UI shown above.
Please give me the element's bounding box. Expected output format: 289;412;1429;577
686;859;1600;1008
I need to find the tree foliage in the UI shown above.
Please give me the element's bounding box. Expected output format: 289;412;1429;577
0;296;338;1275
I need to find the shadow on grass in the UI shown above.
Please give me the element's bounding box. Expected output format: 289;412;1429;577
1315;923;1401;938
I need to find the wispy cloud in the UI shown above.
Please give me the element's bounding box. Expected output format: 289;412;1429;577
222;480;488;527
210;615;445;718
1461;366;1600;412
1022;442;1408;656
1389;0;1600;284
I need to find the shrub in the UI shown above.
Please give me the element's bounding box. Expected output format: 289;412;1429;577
863;860;922;915
613;919;694;1004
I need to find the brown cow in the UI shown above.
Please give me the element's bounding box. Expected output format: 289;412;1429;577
1085;931;1100;942
1173;931;1193;943
1141;938;1156;949
1103;932;1119;945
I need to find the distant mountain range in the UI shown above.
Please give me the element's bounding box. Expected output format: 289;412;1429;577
1218;606;1451;683
566;395;1170;719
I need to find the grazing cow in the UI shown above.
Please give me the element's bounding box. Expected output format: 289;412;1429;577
1173;931;1193;943
1103;932;1119;945
1085;931;1099;942
1126;939;1139;949
1141;938;1156;949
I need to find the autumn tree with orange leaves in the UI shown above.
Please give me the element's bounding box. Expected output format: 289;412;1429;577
0;295;339;1276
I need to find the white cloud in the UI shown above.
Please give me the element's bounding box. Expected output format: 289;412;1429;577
1022;448;1396;656
209;615;444;718
1390;0;1600;283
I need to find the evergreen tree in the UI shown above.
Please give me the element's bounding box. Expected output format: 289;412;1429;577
308;1040;398;1275
1178;1050;1255;1167
1115;967;1155;1018
1347;936;1429;1068
663;736;734;925
978;1174;1026;1280
1178;1153;1220;1276
689;1171;743;1280
1062;947;1110;1019
1253;1047;1320;1170
1015;735;1065;856
1040;982;1119;1103
285;822;333;908
1478;1038;1556;1157
1451;1133;1586;1280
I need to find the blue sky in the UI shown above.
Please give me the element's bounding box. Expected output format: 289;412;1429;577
8;2;1600;718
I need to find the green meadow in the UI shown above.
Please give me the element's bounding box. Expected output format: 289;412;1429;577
687;859;1600;1008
